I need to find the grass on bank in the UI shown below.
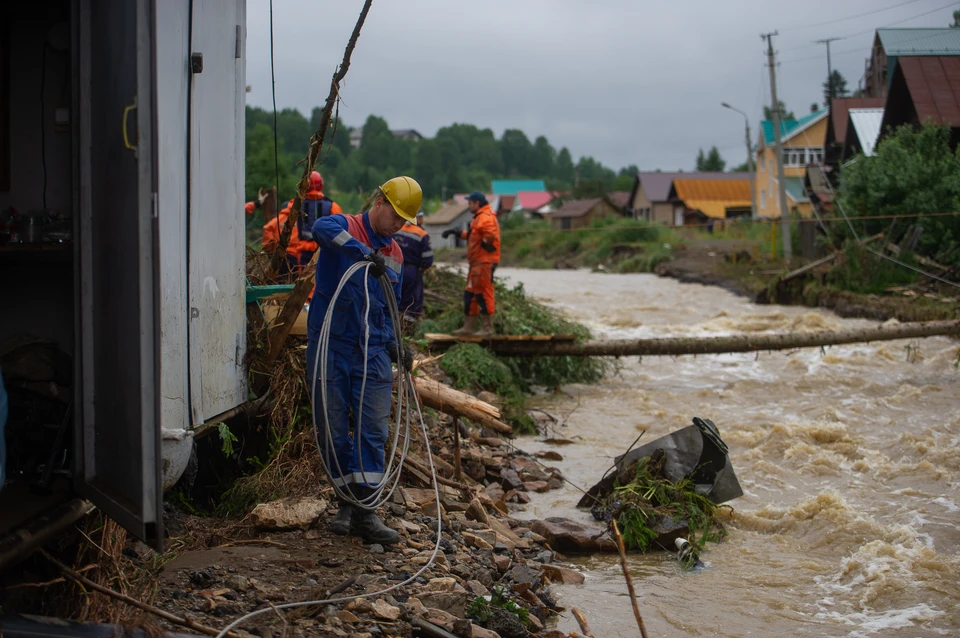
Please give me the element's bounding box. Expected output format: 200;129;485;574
498;214;683;273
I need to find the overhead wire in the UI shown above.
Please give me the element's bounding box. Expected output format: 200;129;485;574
813;164;960;290
268;0;281;196
778;0;927;33
779;0;960;61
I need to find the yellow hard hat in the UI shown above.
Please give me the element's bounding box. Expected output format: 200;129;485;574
380;176;422;222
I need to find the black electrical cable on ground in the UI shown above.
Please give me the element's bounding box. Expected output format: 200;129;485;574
268;0;280;196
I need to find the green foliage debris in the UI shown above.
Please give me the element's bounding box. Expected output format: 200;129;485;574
603;454;726;557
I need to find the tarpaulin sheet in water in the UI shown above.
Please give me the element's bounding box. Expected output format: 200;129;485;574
578;417;742;508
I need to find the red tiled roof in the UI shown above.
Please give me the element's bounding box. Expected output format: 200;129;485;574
517;191;553;210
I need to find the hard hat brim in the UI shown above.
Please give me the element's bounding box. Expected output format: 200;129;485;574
388;200;417;223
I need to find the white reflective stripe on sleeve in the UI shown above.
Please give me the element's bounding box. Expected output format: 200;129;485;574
421;250;434;258
332;230;352;246
384;256;402;273
395;230;421;241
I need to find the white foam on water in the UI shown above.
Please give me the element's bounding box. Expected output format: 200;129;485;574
815;603;945;637
932;497;960;513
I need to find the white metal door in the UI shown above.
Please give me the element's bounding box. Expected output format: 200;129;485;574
188;1;247;423
75;0;163;547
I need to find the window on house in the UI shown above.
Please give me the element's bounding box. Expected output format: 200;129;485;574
561;217;571;230
760;189;766;209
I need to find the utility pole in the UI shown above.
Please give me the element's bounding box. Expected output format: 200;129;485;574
763;31;792;260
721;102;757;219
815;37;841;103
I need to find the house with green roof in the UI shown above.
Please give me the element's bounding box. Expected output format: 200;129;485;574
754;108;828;219
865;29;960;98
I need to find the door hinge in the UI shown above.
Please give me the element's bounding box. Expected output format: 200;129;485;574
235;25;242;59
191;52;203;74
152;193;159;219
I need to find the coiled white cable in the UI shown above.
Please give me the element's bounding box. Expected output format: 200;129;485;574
215;259;442;638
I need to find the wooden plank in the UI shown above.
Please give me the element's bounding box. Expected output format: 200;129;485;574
262;302;307;337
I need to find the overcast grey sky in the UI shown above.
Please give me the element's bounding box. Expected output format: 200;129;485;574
245;0;959;173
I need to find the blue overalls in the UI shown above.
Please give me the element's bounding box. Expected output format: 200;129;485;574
306;212;403;490
392;223;434;318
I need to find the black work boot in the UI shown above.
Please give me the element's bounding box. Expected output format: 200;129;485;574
350;487;400;545
329;500;353;536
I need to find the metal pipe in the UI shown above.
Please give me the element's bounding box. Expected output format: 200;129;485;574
0;498;95;570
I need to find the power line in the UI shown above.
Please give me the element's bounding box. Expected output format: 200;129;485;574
269;0;280;195
778;0;926;33
840;0;960;39
778;0;960;56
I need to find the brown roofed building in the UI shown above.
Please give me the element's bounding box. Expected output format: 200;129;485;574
422;203;471;248
824;97;885;166
879;56;960;149
549;198;619;230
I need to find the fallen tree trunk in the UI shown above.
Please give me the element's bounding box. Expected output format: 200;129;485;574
413;377;513;435
475;319;960;358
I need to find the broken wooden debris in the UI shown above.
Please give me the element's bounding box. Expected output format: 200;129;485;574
413;377;513;435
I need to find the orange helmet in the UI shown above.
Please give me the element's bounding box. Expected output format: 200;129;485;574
309;171;324;190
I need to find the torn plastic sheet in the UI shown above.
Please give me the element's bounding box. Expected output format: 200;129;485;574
578;417;742;508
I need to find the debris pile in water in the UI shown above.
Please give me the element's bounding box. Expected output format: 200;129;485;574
580;417;743;564
591;449;727;556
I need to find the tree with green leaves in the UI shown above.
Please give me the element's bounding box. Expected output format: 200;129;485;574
695;147;726;172
500;129;534;177
822;70;849;107
837;123;960;266
950;9;959;27
551;147;576;188
763;101;796;120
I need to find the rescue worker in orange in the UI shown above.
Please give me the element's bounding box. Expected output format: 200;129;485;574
261;172;342;274
442;191;500;337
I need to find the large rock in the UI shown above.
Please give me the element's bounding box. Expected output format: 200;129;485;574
502;565;542;590
416;591;470;617
538;563;585;585
247;497;328;530
485;607;529;638
529;518;618;553
651;515;690;551
500;468;524;491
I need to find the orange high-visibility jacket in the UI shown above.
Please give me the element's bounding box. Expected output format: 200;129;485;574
261;195;342;257
459;204;500;265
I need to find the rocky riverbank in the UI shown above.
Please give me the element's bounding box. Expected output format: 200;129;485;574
153;406;612;638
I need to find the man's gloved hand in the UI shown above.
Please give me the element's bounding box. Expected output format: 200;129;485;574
441;227;459;239
481;239;496;252
390;345;415;372
364;251;386;279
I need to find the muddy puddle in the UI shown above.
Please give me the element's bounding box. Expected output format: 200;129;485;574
496;267;960;638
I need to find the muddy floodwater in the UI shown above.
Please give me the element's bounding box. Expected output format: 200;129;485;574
496;268;960;638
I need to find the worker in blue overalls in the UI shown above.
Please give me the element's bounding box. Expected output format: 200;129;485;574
306;176;421;545
392;211;434;321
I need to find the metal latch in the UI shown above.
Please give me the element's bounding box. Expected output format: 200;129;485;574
191;52;203;74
